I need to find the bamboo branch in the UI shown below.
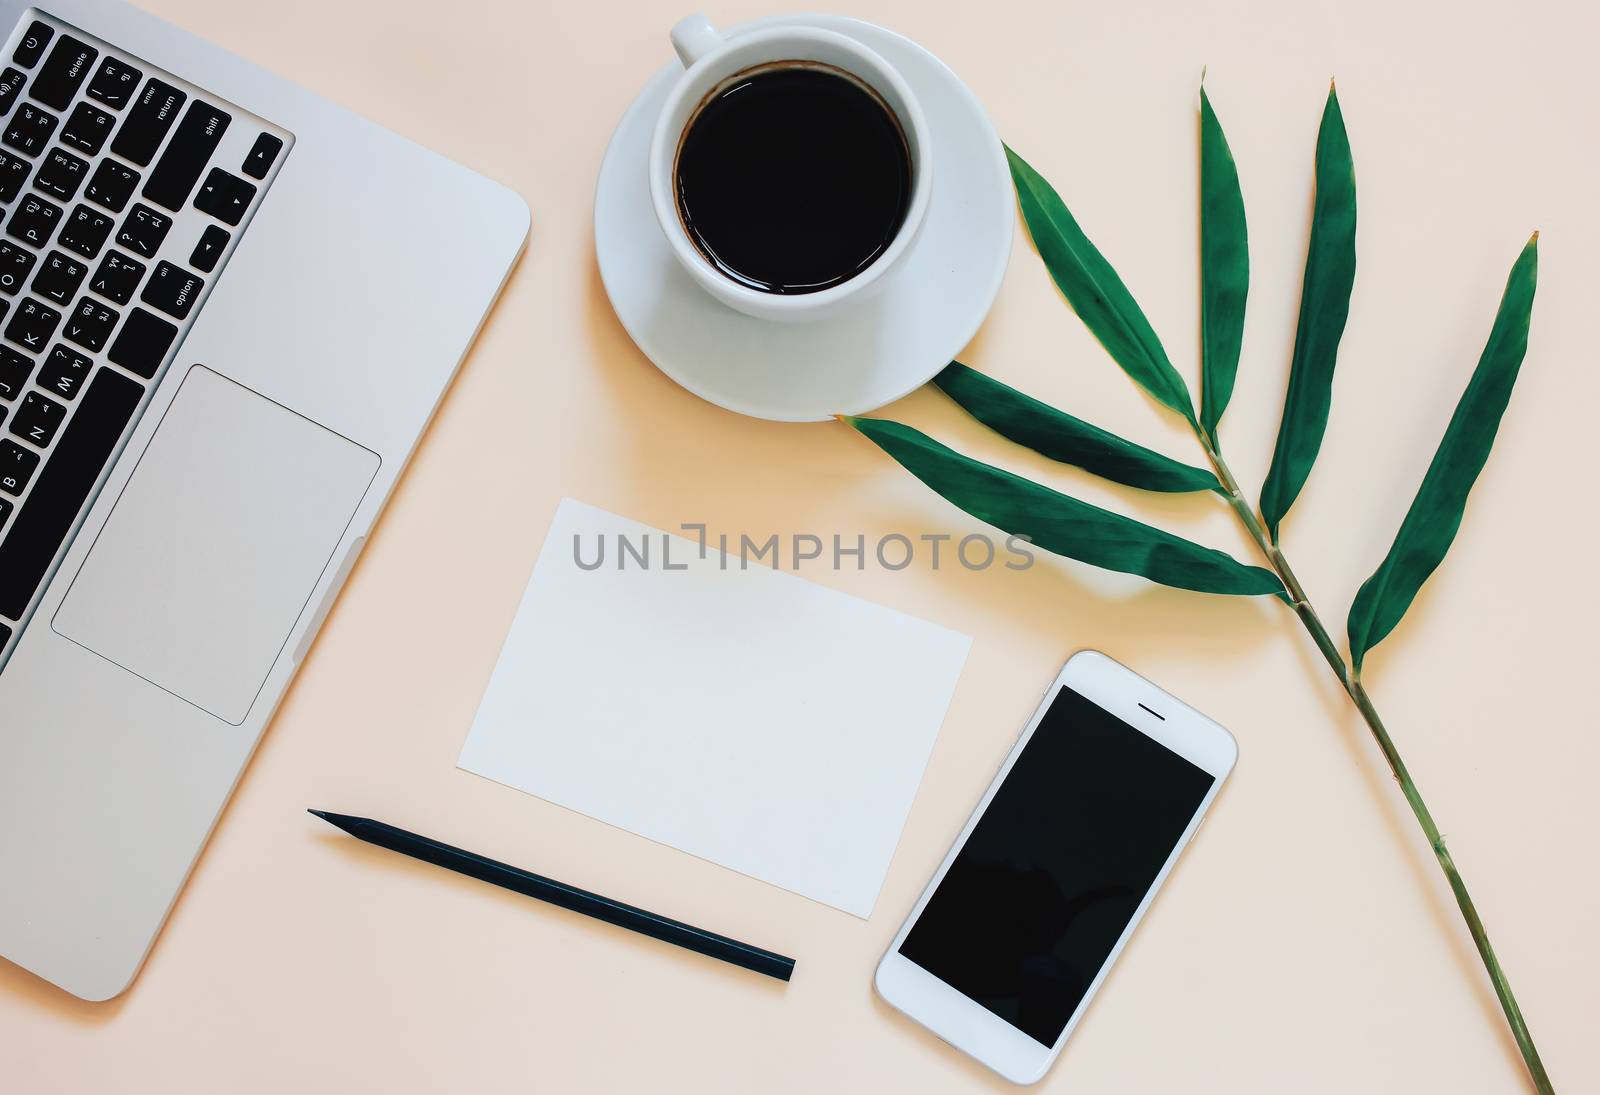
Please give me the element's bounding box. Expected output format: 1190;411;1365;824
1197;433;1553;1093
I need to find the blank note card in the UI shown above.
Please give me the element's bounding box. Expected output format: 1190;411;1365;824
459;499;972;918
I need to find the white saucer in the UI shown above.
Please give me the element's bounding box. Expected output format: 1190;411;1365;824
594;14;1014;422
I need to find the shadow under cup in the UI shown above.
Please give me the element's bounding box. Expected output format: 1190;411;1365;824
672;59;916;297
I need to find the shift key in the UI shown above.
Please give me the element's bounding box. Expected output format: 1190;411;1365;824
0;367;142;620
110;78;186;166
142;101;230;211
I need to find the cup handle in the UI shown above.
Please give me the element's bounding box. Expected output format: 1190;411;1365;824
670;13;723;68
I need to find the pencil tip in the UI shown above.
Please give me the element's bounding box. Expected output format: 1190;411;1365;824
308;808;332;821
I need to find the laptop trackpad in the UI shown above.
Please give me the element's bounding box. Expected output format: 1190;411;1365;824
54;367;378;725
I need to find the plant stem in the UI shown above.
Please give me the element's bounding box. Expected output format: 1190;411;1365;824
1198;437;1553;1094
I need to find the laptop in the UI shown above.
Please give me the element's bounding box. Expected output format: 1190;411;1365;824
0;0;527;1000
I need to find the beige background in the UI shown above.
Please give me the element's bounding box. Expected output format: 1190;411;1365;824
2;0;1597;1090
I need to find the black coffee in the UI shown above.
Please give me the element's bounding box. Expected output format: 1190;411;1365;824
674;64;912;295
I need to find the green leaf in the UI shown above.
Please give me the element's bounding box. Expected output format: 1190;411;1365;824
1346;235;1538;673
933;361;1221;494
1260;85;1357;539
1006;145;1197;424
1199;84;1249;446
843;416;1283;597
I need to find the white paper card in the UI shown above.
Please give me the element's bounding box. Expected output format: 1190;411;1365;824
459;499;972;918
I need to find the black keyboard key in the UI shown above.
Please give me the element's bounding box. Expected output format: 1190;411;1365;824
31;35;97;111
33;147;87;200
0;436;38;496
0;345;29;399
3;102;57;156
143;100;229;211
37;344;91;400
32;250;85;304
140;261;201;320
0;240;34;295
0;497;10;536
59;101;113;155
6;193;60;246
12;21;53;69
63;296;117;351
89;250;143;304
242;132;282;179
107;306;174;378
0;367;141;618
109;78;184;166
85;57;142;110
5;296;58;352
58;203;112;258
114;202;168;257
0;66;25;116
83;158;137;213
8;389;63;446
193;168;255;226
0;150;27;202
189;224;227;273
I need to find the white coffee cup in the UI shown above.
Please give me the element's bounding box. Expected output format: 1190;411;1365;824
648;14;933;323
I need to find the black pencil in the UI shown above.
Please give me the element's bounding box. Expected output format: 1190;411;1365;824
308;810;794;982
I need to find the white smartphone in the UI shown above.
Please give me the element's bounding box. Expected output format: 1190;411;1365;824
875;651;1237;1085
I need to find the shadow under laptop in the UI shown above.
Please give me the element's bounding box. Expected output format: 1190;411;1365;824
0;957;131;1022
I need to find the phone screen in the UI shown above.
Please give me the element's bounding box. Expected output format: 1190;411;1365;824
899;684;1215;1047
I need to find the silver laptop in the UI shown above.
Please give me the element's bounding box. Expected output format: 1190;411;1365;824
0;0;527;999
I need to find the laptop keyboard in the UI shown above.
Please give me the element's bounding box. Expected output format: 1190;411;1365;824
0;12;290;667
